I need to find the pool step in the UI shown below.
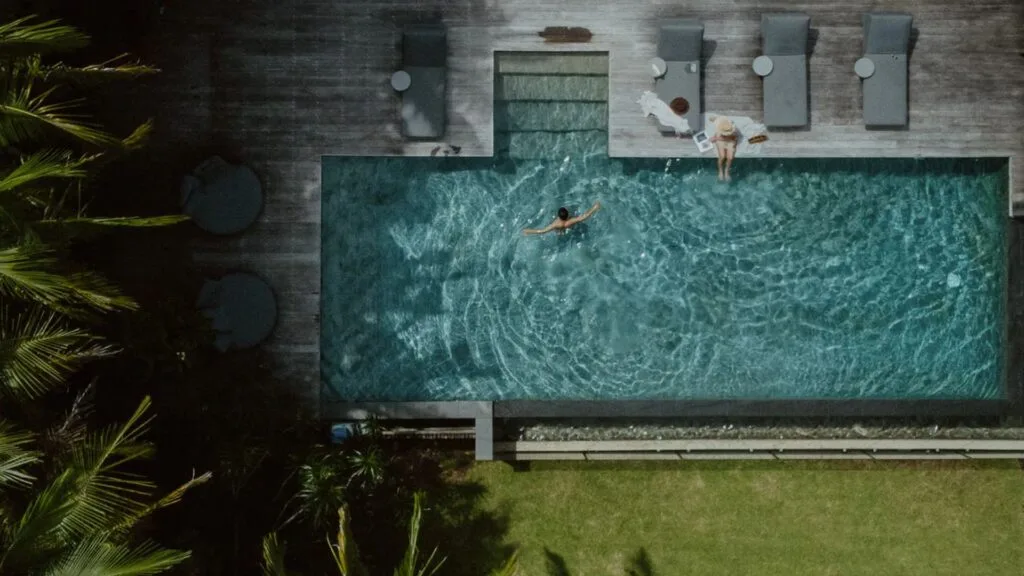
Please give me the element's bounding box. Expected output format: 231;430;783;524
495;102;607;131
495;74;608;102
494;52;609;158
495;130;607;160
495;52;608;76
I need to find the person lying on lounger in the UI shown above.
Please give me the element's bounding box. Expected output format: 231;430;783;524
523;202;601;236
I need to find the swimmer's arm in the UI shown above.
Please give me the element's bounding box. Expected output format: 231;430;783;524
523;222;556;236
567;201;601;225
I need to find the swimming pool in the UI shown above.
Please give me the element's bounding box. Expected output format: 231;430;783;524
321;155;1008;402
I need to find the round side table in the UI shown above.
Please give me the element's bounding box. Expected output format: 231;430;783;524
854;57;875;79
649;57;666;78
197;273;277;351
181;159;263;236
752;55;774;77
391;70;412;92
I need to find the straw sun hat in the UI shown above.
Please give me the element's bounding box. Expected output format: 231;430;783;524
714;116;736;136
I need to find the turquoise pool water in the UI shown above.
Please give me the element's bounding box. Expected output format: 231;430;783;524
321;155;1007;402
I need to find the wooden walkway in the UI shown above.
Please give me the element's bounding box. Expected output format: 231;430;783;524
143;0;1024;410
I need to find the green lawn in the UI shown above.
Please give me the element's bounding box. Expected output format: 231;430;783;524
465;460;1023;576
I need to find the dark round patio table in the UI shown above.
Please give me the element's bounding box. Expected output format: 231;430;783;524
180;156;263;235
196;272;277;351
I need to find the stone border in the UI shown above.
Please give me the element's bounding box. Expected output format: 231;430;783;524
322;401;492;420
495;438;1024;460
493;399;1019;419
497;438;1024;451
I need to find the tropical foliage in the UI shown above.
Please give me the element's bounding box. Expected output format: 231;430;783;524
0;14;203;576
0;15;185;405
262;493;519;576
0;396;210;575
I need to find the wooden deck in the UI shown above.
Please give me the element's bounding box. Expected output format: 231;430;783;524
142;0;1024;410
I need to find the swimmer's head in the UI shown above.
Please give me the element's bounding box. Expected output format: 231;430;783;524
558;207;570;220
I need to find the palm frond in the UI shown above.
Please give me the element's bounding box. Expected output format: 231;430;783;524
0;244;138;315
0;82;123;148
121;119;153;150
0;244;66;306
0;421;40;488
64;270;139;314
46;537;189;576
39;215;190;228
260;533;289;576
0;100;120;149
30;54;160;84
106;471;212;535
0;468;79;572
0;150;94;194
0;16;89;58
57;397;157;537
394;493;445;576
0;306;115;400
329;505;368;576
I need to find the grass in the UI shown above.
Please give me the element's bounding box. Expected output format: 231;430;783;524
464;460;1024;576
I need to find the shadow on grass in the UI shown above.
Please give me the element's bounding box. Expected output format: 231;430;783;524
625;547;656;576
377;446;517;576
427;482;517;576
543;546;657;576
544;547;571;576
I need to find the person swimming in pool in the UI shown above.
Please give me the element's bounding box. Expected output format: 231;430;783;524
522;201;601;236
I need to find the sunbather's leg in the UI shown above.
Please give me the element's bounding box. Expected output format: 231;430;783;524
715;142;726;180
724;143;736;181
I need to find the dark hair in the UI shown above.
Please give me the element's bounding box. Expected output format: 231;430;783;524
557;207;570;220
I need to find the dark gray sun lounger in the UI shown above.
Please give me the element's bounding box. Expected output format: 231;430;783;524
758;13;810;128
859;12;913;128
655;19;704;134
401;25;447;139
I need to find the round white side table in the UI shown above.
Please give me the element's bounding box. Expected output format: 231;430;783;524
854;58;875;79
391;70;412;92
649;57;666;78
752;55;774;77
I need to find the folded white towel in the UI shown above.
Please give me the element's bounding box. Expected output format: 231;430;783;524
637;90;691;136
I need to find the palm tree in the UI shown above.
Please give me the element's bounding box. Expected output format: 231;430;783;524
0;396;211;575
261;493;519;576
0;15;186;351
0;14;208;575
0;12;194;422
